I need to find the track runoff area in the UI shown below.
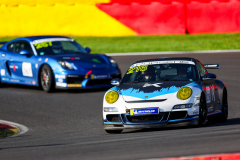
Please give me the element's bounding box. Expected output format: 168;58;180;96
0;50;240;160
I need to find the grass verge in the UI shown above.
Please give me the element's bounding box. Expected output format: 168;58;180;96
0;33;240;53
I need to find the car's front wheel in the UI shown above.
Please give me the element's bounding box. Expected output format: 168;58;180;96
105;129;123;134
40;64;55;92
198;93;208;126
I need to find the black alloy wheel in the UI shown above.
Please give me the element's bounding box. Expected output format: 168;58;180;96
40;64;55;92
198;93;208;126
220;89;228;122
105;129;123;134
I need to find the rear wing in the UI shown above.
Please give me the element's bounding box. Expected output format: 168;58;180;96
204;63;220;69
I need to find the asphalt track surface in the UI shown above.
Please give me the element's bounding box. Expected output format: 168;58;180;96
1;52;240;160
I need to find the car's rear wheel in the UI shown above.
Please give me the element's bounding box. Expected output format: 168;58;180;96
40;64;55;92
220;89;228;122
105;129;123;134
198;93;208;126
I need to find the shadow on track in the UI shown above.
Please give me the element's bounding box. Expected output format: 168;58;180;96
0;83;110;94
119;117;240;134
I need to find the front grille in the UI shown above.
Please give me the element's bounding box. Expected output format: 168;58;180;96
86;79;111;86
169;111;187;120
126;114;163;122
106;114;121;122
66;76;84;84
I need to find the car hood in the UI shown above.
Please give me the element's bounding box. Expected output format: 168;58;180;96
119;81;201;102
53;53;110;70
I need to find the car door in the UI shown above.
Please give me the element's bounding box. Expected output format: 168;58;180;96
196;60;219;114
3;40;38;85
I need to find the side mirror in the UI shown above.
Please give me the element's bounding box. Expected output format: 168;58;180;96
202;73;216;81
111;78;120;86
20;50;31;56
85;47;91;53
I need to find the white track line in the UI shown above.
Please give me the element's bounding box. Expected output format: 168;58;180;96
105;49;240;56
0;120;28;137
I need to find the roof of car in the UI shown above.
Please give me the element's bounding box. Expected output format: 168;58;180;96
11;35;72;42
135;57;196;63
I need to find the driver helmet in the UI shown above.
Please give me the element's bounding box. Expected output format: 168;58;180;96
52;41;63;54
142;70;155;81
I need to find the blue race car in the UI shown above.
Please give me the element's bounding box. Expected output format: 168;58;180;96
0;36;121;92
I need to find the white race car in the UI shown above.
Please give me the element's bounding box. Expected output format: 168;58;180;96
103;57;228;134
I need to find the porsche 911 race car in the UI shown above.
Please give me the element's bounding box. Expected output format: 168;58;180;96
103;57;228;134
0;36;121;92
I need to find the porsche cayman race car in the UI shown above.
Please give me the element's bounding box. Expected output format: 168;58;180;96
103;57;228;134
0;36;121;92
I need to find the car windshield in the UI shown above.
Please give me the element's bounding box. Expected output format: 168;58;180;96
33;39;87;55
121;62;198;84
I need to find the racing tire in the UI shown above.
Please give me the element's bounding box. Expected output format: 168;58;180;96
220;89;228;122
40;64;55;92
105;129;123;134
198;93;208;126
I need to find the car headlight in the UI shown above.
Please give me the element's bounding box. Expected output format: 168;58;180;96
109;58;117;67
177;87;192;100
58;60;74;70
104;107;118;112
105;91;119;103
173;104;193;109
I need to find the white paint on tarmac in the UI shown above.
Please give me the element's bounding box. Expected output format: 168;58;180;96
106;49;240;56
0;120;28;137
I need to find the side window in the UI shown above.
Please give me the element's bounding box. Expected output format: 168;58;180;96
7;42;15;52
196;61;206;77
15;41;34;54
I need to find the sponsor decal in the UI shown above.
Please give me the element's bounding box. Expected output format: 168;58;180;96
1;69;5;76
56;82;67;87
68;84;82;87
25;81;31;84
32;38;73;44
131;60;195;68
38;58;42;61
35;64;38;69
193;111;199;115
130;108;159;115
32;81;36;85
75;57;80;60
91;74;109;79
2;54;5;57
208;105;214;112
45;58;48;62
205;85;215;103
10;79;20;82
22;62;33;77
10;64;18;71
55;74;66;79
143;83;162;87
58;78;63;82
92;58;102;63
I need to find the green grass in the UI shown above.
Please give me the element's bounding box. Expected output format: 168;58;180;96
1;33;240;53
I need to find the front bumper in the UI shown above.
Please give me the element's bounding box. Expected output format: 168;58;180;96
55;74;120;89
103;112;199;130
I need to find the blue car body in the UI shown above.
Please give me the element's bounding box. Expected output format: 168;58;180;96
0;36;121;91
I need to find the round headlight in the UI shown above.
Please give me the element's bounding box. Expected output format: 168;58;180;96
105;91;119;103
177;87;192;100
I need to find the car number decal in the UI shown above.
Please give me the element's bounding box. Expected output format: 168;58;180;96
126;65;148;74
34;42;52;49
22;62;33;77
